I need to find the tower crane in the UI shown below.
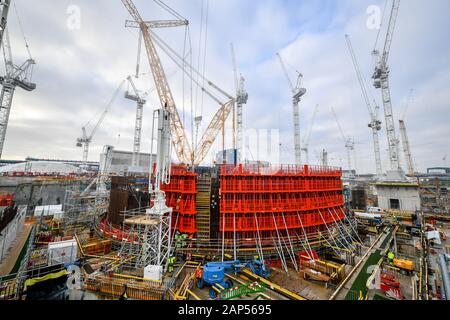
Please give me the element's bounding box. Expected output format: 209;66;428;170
76;80;125;169
331;107;355;175
121;0;192;164
399;120;414;176
276;52;306;165
0;25;36;159
371;0;402;173
301;104;318;164
121;0;235;166
345;34;382;177
230;43;248;163
125;75;146;167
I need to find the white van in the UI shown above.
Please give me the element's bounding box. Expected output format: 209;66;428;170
367;207;384;213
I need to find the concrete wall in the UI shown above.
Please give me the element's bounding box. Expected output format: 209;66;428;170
100;150;155;175
0;177;81;215
376;185;420;212
0;206;26;262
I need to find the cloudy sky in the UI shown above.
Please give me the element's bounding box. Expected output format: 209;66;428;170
3;0;450;173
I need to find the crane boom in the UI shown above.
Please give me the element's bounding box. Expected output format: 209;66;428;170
345;34;382;177
121;0;192;164
381;0;401;67
90;80;125;140
125;19;188;29
346;35;374;118
276;53;294;92
77;79;125;168
331;107;347;143
193;99;235;166
399;120;414;176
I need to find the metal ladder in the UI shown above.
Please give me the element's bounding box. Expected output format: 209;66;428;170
196;175;211;242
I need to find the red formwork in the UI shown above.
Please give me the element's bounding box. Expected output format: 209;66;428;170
161;165;198;234
172;213;197;234
0;194;14;207
219;164;344;238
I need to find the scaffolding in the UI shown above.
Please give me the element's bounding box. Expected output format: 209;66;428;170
62;177;111;228
119;205;172;272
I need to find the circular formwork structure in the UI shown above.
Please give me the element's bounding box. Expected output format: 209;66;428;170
99;164;353;261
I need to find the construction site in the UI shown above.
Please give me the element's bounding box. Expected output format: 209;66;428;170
0;0;449;303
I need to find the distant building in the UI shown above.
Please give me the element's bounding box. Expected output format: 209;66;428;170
100;149;156;176
215;149;239;165
0;161;81;175
427;167;450;175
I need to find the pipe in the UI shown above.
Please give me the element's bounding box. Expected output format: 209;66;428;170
438;254;450;300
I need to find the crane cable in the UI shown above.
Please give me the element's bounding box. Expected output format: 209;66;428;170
153;0;186;21
200;0;209;120
194;0;206;122
151;0;194;144
150;29;225;103
13;1;33;61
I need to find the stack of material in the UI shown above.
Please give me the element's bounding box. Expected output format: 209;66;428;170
82;239;112;255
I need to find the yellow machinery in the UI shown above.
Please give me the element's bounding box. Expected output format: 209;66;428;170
393;258;414;271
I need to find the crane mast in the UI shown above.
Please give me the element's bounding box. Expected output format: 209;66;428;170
399;120;414;176
230;43;248;163
277;52;306;165
345;34;382;177
372;0;401;172
0;25;36;159
125;75;146;167
121;0;192;164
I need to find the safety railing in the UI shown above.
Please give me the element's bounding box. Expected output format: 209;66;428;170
221;176;342;193
220;164;341;177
